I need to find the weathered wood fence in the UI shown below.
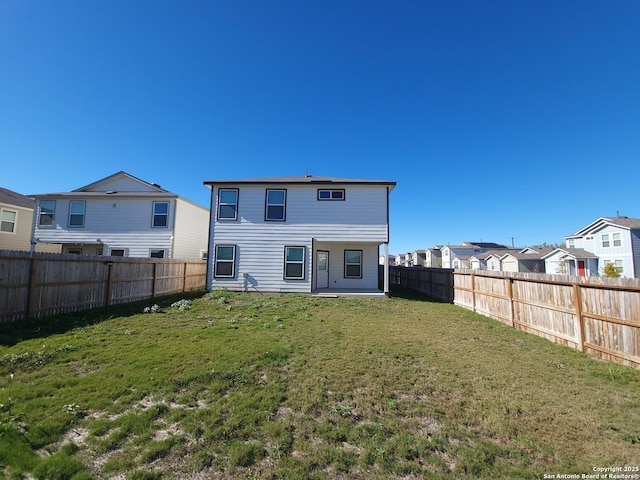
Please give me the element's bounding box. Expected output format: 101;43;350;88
388;266;640;369
0;251;207;323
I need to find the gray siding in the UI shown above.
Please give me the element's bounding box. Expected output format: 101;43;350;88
208;184;389;292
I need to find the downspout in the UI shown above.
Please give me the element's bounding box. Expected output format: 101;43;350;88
204;183;215;291
384;186;390;296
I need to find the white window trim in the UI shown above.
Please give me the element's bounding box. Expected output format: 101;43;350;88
150;248;166;258
152;201;169;228
0;208;17;234
68;201;86;228
344;249;363;279
602;233;610;248
214;244;236;278
284;246;305;280
217;188;239;221
317;189;345;201
612;232;622;247
265;189;286;222
39;200;56;227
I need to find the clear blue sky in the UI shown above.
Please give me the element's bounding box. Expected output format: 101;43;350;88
2;1;639;255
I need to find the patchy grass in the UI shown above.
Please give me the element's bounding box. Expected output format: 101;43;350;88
1;287;639;479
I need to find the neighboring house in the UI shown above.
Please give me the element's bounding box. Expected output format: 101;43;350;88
379;254;396;266
542;248;598;276
500;247;552;273
31;171;209;259
563;216;640;278
441;242;509;268
395;253;410;267
204;175;395;295
451;254;471;269
411;249;426;267
425;246;442;268
0;188;36;252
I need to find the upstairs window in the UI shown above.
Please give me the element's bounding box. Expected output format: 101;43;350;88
284;246;305;279
602;234;610;248
344;250;363;279
153;202;169;227
318;189;345;201
39;200;55;226
218;189;238;220
68;201;86;227
265;189;286;221
567;239;575;248
1;209;17;233
613;233;622;247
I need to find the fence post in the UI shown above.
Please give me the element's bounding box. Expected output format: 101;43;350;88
471;273;476;312
105;262;114;307
26;257;38;318
507;277;515;328
572;283;586;352
152;262;157;298
183;262;187;292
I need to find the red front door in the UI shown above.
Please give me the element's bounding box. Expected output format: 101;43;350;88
578;260;586;276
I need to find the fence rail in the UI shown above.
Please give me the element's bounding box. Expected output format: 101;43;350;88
0;251;207;323
388;266;640;369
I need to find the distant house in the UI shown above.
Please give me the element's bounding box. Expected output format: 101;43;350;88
500;248;552;273
425;246;442;268
31;171;209;259
441;242;509;268
542;248;598;276
451;254;471;269
395;253;410;267
561;216;640;278
379;254;396;266
411;249;426;267
204;175;396;294
0;188;36;252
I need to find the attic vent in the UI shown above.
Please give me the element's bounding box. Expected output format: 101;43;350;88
106;191;118;194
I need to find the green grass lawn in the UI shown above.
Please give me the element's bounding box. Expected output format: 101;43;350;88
1;287;639;479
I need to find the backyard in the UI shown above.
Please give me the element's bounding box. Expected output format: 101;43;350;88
0;287;639;479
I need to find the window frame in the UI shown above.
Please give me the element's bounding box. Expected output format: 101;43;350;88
214;244;236;278
344;249;363;279
152;201;169;228
109;248;126;257
265;189;286;222
613;232;622;247
602;234;610;248
68;201;86;228
150;249;165;258
0;208;17;234
283;246;306;280
217;188;239;221
317;189;345;201
39;200;56;226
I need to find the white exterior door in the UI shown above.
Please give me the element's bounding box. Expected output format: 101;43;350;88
316;251;329;289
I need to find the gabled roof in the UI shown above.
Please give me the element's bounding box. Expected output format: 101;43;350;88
203;175;396;191
502;247;554;260
74;171;169;193
568;216;640;237
0;187;35;209
463;242;510;249
541;247;598;260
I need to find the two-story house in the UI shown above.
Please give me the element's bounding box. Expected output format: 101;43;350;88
546;216;640;278
425;246;443;268
31;171;209;259
203;175;396;295
440;242;509;268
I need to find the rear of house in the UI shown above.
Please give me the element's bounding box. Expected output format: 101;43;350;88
204;176;395;294
31;171;209;259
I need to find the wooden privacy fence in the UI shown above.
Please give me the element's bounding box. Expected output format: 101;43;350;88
388;266;640;369
0;251;207;323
